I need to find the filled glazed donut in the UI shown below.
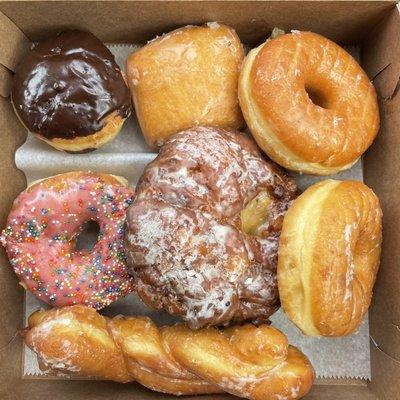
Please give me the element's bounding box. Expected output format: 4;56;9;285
278;180;382;336
125;126;297;329
12;30;131;152
0;171;134;308
126;23;244;148
239;31;380;175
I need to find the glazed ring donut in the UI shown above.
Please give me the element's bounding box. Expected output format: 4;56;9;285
125;126;297;329
239;31;380;175
278;180;382;336
0;171;135;308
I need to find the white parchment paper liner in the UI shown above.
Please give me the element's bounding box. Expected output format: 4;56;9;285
14;44;370;380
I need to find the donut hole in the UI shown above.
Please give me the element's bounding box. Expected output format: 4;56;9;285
74;220;101;252
305;85;329;109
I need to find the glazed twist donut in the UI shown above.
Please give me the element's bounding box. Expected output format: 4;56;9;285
124;126;297;329
239;31;379;175
23;305;314;399
278;180;382;336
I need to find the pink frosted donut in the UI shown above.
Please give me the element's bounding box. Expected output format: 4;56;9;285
1;171;134;309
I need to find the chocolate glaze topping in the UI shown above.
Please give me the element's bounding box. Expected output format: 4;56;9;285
12;30;131;140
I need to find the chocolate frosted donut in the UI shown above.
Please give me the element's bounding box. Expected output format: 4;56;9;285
12;30;131;152
125;127;297;328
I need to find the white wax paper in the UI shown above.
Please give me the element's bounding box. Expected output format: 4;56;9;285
14;44;370;380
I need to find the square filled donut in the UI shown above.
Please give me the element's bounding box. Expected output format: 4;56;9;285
126;23;244;148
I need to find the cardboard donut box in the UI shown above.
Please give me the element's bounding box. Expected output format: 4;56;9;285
0;1;399;399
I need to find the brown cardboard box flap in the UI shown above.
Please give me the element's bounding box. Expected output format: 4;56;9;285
0;1;399;399
370;341;400;399
0;11;30;98
363;5;400;99
0;0;396;44
0;95;26;398
363;5;400;367
0;11;29;71
0;64;12;97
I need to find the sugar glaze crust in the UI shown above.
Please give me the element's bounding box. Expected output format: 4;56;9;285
125;127;297;328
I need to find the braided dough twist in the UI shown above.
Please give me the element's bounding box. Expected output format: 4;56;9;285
23;305;314;399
